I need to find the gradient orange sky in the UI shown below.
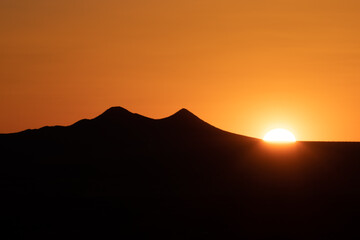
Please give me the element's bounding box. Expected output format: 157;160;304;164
1;0;360;141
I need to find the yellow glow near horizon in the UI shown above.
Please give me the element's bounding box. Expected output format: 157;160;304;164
263;128;296;143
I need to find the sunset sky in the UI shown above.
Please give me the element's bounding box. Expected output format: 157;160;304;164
1;0;360;141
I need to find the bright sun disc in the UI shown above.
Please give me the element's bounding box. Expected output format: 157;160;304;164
263;128;296;143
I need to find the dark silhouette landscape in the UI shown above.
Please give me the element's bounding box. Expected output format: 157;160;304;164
1;107;360;239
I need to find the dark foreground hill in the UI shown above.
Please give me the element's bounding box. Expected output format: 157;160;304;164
1;107;360;239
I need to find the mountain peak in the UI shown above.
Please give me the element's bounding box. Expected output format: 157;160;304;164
104;106;131;113
175;108;192;115
95;106;133;121
171;108;197;118
164;108;204;124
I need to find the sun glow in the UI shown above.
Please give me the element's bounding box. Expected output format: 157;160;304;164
263;128;296;143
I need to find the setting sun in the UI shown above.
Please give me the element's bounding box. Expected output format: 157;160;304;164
263;128;296;143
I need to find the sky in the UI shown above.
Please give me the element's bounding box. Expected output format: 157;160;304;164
1;0;360;141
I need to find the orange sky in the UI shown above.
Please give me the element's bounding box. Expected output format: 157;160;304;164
1;0;360;141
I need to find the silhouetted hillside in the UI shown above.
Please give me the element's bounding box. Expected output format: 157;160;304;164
1;107;360;239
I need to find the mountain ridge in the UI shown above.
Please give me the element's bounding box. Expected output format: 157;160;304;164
1;107;256;142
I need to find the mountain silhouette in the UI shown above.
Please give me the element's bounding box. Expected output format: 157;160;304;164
1;107;360;239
